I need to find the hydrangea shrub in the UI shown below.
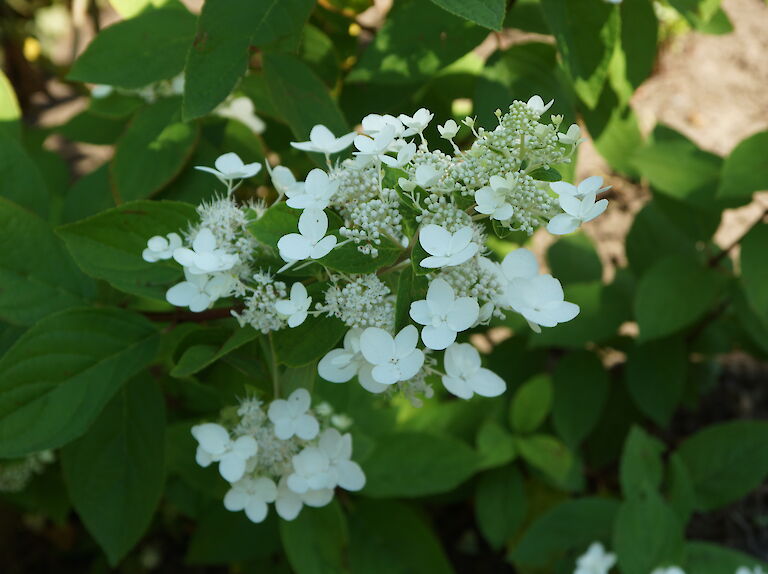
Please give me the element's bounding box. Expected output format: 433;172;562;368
0;0;767;572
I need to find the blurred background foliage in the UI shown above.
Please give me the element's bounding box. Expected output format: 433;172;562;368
0;0;767;572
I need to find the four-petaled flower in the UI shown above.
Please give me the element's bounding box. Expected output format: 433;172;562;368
381;141;416;168
166;269;235;312
558;123;583;145
410;278;479;350
353;126;397;162
223;476;277;523
142;233;182;262
574;542;617;574
275;282;312;328
277;209;338;263
317;428;366;491
268;164;302;198
359;325;425;385
547;191;608;235
438;119;460;139
526;95;554;116
505;273;579;332
475;175;514;221
398;108;434;137
173;228;239;274
318;328;366;383
267;388;319;440
399;164;440;192
286;446;337;494
361;113;404;137
285;168;338;211
550;175;607;198
191;423;258;483
195;152;262;182
419;224;478;268
441;343;506;399
290;124;356;155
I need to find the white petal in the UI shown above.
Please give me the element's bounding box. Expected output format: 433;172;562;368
231;435;258;459
583;198;608;222
298;209;329;242
448;242;478;266
357;364;391;393
559;195;583;217
393;324;419;358
449;226;473;253
419;224;452;256
577;176;603;195
295;414;320;440
336;460;366;491
191;423;229;455
318;349;358;383
396;349;424;380
288;311;308;327
166;282;200;307
419;255;450;269
218;453;247;483
501;248;539;280
302;488;335;507
278;234;312;261
549;181;578;196
426;278;455;310
409;300;433;325
547;214;580;235
223;487;248;511
371;363;401;385
442;375;473;399
470;369;506;397
215;152;245;174
422;325;456;350
311;235;337;259
244;499;269;523
446;297;479;331
359;327;395;365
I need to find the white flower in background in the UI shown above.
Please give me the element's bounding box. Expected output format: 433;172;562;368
285;168;338;211
526;95;554;116
475;175;514;221
505;273;579;333
268;164;303;198
268;388;319;440
359;325;425;385
191;423;258;483
419;224;479;268
547;192;609;235
558;123;583;145
166;270;235;312
398;108;434;137
550;176;608;198
410;278;479;350
604;0;622;4
274;282;312;328
286;446;336;494
277;209;337;263
736;567;766;574
215;96;266;134
650;568;686;574
142;233;182;262
223;476;277;523
90;84;114;99
361;113;404;137
291;124;356;155
438;119;460;139
173;228;239;274
195;152;262;182
318;328;366;383
441;343;506;399
318;428;366;491
574;542;617;574
353;126;397;162
381;141;416;168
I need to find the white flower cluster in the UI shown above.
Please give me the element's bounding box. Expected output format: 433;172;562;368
191;389;364;523
143;97;608;405
0;450;54;493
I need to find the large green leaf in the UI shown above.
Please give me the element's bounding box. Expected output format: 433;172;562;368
635;254;726;341
69;9;197;89
349;499;454;574
515;434;574;485
0;198;94;325
263;52;348;139
475;465;527;549
347;0;487;85
547;232;602;284
619;427;665;499
429;0;505;30
280;501;349;574
0;134;49;217
171;327;259;378
509;374;552;434
718;131;768;198
362;432;480;497
540;0;621;108
684;541;768;574
0;308;158;457
676;419;768;511
57;200;197;300
62;163;116;224
740;223;768;323
624;336;688;426
272;314;346;367
112;98;199;201
61;376;165;566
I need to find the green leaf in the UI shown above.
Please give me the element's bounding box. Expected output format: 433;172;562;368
280;501;349;574
62;163;116;224
668;0;726;28
619;426;665;499
0;69;21;139
547;232;602;284
69;9;197;89
108;0;184;18
347;0;487;85
624;336;688;426
362;432;480;497
676;419;768;511
248;201;298;247
56;110;127;145
510;374;552;433
718;131;768;198
61;376;165;566
319;240;401;274
429;0;506;30
272;315;346;367
613;492;684;574
394;267;427;331
171;327;259;378
515;434;574;485
263;52;348;139
635;254;727;341
511;497;619;567
618;0;658;92
349;498;454;574
475;465;526;549
57;200;198;300
0;134;49;217
113;98;199;201
540;0;621;108
740;222;768;323
0;199;94;325
684;541;768;574
667;452;697;524
476;419;517;470
0;308;158;457
552;351;610;448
